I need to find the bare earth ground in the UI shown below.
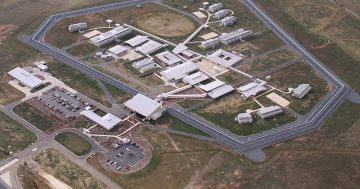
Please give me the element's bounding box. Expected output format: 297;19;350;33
135;12;196;37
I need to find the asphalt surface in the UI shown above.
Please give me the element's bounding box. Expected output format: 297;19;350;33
17;0;354;161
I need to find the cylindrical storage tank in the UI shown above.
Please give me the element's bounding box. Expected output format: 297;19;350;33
95;52;103;58
101;54;108;59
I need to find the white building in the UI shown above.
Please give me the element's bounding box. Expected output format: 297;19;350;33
292;84;312;99
124;94;163;120
182;71;209;85
220;16;236;27
199;80;234;99
89;26;132;47
108;45;127;61
237;80;267;99
213;9;231;20
80;110;122;130
125;35;148;47
135;40;163;55
207;49;242;67
160;62;199;81
8;67;43;89
155;51;182;66
218;28;254;45
199;38;220;50
68;23;87;32
132;58;156;73
257;105;283;119
236;113;253;124
208;3;223;13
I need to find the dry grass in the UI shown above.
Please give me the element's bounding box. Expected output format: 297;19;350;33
135;12;196;37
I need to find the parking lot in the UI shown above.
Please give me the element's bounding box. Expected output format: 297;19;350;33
104;141;146;172
37;86;92;119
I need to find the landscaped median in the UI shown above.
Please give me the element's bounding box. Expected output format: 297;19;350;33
54;132;92;156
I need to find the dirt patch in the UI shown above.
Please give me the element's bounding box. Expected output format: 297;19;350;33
0;24;17;44
135;12;196;37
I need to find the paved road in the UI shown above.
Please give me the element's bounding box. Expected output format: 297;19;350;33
17;0;355;161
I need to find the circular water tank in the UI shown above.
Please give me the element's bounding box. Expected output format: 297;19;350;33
101;54;108;59
95;52;103;58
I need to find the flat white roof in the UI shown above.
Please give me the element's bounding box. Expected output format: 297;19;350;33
108;45;127;55
200;32;219;40
125;35;148;47
199;80;225;92
80;110;122;130
258;105;282;115
8;67;43;88
36;64;48;70
90;26;130;44
237;82;267;98
160;62;199;81
135;40;163;55
266;92;290;107
293;84;312;98
172;43;188;54
124;94;162;117
182;71;209;85
207;49;242;67
155;51;182;65
208;84;234;99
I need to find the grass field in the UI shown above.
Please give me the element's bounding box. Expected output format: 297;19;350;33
13;102;59;132
150;113;209;136
265;62;329;114
47;61;112;107
0;112;36;160
66;42;98;57
194;93;296;136
103;82;132;104
17;165;52;189
237;50;299;76
34;149;106;189
216;71;250;87
256;0;360;93
55;132;92;156
135;11;196;38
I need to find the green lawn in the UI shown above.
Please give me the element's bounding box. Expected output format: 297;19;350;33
55;132;92;156
13;102;59;132
0;112;37;160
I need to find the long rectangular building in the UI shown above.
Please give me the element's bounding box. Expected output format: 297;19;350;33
257;105;283;119
160;62;198;81
199;38;220;50
182;71;209;85
213;9;231;20
292;84;312;99
135;40;163;55
219;28;254;45
89;26;132;47
155;51;182;66
208;3;223;13
132;58;156;73
8;67;43;89
220;16;236;27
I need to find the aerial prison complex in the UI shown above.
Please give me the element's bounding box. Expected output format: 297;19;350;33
55;1;314;130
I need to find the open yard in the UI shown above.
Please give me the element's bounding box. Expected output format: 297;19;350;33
237;49;300;76
216;71;250;87
150;113;209;136
135;11;196;38
13;102;60;132
193;93;296;136
66;42;98;57
264;62;329;114
256;0;360;93
0;112;36;160
55;132;92;156
34;149;106;189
